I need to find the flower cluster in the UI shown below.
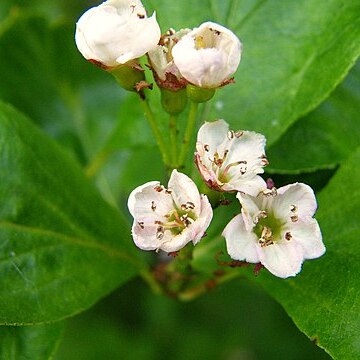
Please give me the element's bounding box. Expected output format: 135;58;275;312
75;0;241;99
128;119;325;278
76;0;326;279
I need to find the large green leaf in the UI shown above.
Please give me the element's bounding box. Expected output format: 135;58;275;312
253;147;360;359
267;61;360;173
145;0;360;145
0;322;64;360
0;101;141;325
0;14;127;164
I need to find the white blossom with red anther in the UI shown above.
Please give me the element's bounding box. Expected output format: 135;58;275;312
128;170;213;253
222;183;326;278
195;119;268;195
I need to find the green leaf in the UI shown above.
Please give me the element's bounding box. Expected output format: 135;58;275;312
254;147;360;359
0;14;126;164
0;101;141;325
266;61;360;174
0;322;64;360
146;0;360;145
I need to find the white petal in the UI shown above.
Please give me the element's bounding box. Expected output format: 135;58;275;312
259;242;304;278
222;214;260;263
127;181;159;217
115;12;161;64
290;219;326;259
191;194;213;244
273;183;318;220
131;182;174;219
148;45;170;80
225;131;266;164
236;192;262;232
197;119;229;156
148;28;190;81
75;0;161;66
172;21;241;87
224;175;267;196
168;170;201;216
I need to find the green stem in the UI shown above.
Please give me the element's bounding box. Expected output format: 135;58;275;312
140;98;171;167
85;148;111;178
178;101;199;169
178;271;240;301
140;269;163;295
169;114;178;168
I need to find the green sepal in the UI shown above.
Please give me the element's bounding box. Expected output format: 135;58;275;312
109;63;146;92
186;85;215;103
160;88;188;115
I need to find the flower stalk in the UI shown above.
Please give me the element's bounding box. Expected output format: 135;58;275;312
140;97;171;167
177;101;199;169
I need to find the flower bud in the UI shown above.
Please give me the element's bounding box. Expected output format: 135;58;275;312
172;22;242;88
75;0;161;68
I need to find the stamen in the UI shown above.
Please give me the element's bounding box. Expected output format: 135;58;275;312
209;27;221;36
260;154;269;166
156;226;165;240
259;226;273;247
181;201;195;211
234;131;243;138
285;232;292;241
195;36;206;49
227;130;234;140
154;185;163;192
263;188;277;197
291;215;298;223
204;144;210;152
151;201;156;211
166;28;176;36
137;13;145;19
253;210;267;224
138;221;144;229
290;205;297;213
222;160;247;178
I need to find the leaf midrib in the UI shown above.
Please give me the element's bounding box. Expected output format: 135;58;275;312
0;221;140;267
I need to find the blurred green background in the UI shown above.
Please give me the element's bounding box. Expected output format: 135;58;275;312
55;278;331;360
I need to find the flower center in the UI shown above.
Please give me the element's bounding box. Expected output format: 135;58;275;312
195;36;207;49
207;149;247;185
155;203;197;240
253;211;284;247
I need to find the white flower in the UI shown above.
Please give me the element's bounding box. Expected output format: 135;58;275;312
75;0;161;67
172;22;242;88
195;119;268;195
128;170;213;253
148;28;190;89
222;184;326;278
